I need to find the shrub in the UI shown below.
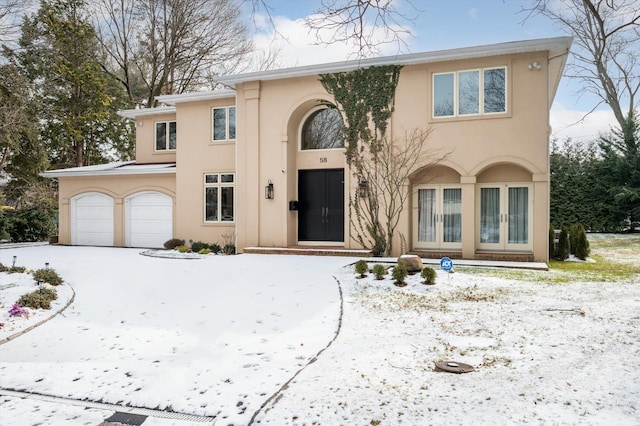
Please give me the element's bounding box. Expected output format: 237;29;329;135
549;225;556;259
0;263;7;272
557;226;570;260
0;208;56;242
354;260;368;278
573;224;591;260
32;268;63;286
392;264;408;286
421;267;436;285
177;245;189;253
198;248;211;255
190;241;209;252
7;266;27;274
372;264;386;280
17;288;57;310
209;243;222;254
164;238;185;250
223;243;236;255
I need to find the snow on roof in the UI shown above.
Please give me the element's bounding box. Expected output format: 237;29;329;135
117;106;176;120
40;161;176;178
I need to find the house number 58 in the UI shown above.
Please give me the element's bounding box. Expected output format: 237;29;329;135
320;157;327;163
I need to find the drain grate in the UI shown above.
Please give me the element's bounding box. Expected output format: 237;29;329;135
434;360;475;374
0;388;215;423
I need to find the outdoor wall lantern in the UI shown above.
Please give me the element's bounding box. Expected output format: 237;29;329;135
528;61;541;70
265;180;274;200
358;180;368;198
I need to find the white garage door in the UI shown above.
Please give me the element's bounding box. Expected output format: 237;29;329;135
125;192;173;248
71;192;114;246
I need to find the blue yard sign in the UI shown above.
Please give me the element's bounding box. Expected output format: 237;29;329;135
440;257;453;272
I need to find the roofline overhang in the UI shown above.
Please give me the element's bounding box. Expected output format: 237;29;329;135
117;106;177;120
155;89;237;105
216;36;573;87
40;163;176;178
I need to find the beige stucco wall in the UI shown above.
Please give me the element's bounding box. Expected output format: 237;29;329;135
57;173;176;246
232;50;551;261
135;111;177;164
172;97;236;245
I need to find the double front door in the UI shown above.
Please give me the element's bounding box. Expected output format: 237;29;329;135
298;169;344;242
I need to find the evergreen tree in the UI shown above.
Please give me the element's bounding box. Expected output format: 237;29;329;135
13;0;132;168
597;113;640;232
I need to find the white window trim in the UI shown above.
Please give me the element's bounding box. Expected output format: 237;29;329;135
204;172;235;223
154;120;177;152
212;106;236;142
432;66;507;119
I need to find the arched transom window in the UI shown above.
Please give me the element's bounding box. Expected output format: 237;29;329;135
301;107;344;150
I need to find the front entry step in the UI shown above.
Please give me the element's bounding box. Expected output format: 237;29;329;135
244;246;372;257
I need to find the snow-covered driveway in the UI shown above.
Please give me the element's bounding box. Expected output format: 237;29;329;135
0;246;355;424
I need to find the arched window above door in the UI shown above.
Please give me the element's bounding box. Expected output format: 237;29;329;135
301;107;344;150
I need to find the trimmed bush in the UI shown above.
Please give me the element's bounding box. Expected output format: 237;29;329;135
421;266;436;285
372;264;386;280
17;288;57;310
177;245;190;253
392;264;408;286
164;238;185;250
354;260;368;278
190;241;209;252
198;248;211;255
557;226;570;260
573;224;591;260
32;268;63;286
209;243;222;254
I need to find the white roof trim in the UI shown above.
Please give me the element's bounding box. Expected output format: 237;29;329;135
155;89;237;105
40;161;176;178
216;37;572;87
118;106;176;120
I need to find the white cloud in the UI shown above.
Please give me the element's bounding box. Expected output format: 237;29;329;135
249;13;412;70
550;103;618;143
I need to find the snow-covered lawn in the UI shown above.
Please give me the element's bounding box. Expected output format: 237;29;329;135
1;236;639;425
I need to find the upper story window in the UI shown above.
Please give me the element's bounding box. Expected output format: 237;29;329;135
301;107;344;150
212;106;236;141
433;67;506;118
155;121;176;151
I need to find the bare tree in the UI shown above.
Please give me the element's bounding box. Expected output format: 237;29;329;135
249;0;418;58
351;128;447;256
524;0;639;130
91;0;253;107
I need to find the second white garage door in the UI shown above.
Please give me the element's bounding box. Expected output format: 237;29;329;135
125;192;173;248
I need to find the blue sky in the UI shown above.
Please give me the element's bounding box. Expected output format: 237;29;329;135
246;0;617;143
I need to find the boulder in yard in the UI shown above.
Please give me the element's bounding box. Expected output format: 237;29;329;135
397;254;423;272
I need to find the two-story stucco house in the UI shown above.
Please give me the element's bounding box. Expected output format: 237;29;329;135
42;37;572;262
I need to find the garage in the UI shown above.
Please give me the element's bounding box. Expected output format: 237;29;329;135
71;192;115;246
125;191;173;248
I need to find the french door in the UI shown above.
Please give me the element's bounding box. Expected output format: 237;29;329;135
413;186;462;250
478;184;532;251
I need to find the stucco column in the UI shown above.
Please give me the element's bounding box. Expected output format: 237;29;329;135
460;176;476;259
59;198;70;245
236;81;261;252
114;198;124;246
533;173;549;262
